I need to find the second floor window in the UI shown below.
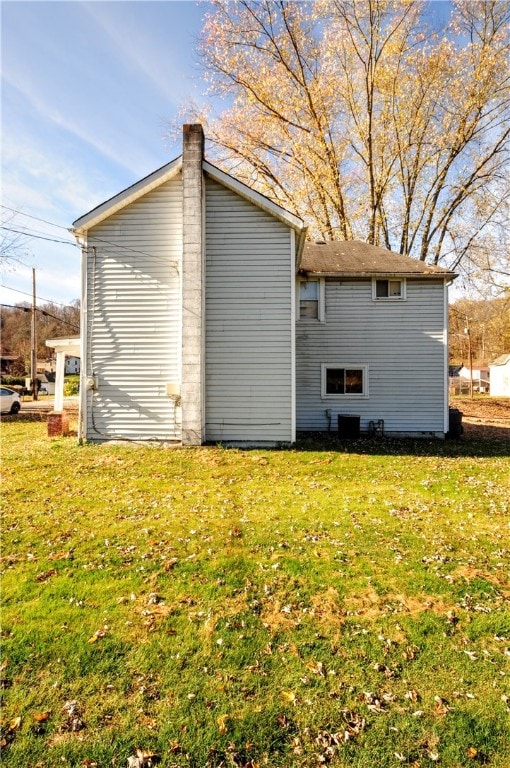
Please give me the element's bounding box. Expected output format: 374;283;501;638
299;280;319;319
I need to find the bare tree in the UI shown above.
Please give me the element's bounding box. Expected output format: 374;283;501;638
191;0;510;285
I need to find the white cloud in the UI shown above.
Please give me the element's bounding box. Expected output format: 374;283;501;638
2;70;155;177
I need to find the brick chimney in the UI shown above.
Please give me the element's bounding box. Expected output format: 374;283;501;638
181;124;205;445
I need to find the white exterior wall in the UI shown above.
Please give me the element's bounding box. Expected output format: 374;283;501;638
205;177;294;443
489;362;510;396
84;175;182;441
296;278;447;435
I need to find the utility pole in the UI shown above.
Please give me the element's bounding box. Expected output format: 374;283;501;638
464;321;473;400
31;267;38;401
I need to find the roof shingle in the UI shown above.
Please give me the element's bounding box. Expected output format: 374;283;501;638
300;240;456;279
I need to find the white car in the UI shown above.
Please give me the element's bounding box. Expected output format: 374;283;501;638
0;387;21;414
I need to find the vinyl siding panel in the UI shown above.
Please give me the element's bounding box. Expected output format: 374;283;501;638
296;279;447;435
84;175;182;441
205;177;293;443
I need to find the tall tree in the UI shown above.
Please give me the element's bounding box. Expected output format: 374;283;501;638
193;0;510;284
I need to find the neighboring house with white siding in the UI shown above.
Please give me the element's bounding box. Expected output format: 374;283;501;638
64;356;81;375
72;124;455;445
489;354;510;396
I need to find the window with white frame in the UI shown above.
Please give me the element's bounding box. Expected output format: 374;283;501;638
373;278;406;300
321;364;368;398
299;279;325;320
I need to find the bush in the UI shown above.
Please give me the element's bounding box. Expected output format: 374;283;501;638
64;379;80;396
0;376;27;387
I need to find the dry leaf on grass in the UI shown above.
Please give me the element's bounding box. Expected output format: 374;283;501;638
217;714;229;734
87;628;107;644
281;690;296;704
127;748;160;767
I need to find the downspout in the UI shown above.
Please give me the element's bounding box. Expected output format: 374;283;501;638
290;229;296;444
444;278;450;436
78;235;88;444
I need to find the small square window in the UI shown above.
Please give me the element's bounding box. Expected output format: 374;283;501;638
321;364;368;398
373;278;405;300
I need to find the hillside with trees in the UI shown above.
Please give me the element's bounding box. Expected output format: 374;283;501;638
0;301;80;372
449;294;510;365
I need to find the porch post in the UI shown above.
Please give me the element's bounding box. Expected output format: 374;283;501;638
54;350;66;413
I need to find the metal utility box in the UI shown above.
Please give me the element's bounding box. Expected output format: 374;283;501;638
338;414;360;439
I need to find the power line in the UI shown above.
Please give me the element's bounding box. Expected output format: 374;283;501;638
1;303;79;332
0;282;78;308
1;205;180;266
0;226;78;247
0;204;70;231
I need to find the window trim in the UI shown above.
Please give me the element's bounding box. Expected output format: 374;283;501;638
372;277;406;301
297;277;325;322
321;363;369;399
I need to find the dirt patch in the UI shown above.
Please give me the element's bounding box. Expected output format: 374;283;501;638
450;397;510;440
343;588;454;619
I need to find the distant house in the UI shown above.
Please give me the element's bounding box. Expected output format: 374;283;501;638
65;356;80;375
489;354;510;397
71;124;456;444
0;355;19;375
40;371;56;396
457;365;490;394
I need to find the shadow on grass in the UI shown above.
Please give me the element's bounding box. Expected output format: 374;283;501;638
293;431;510;458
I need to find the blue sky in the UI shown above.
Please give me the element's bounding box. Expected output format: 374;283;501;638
1;1;455;310
1;0;211;307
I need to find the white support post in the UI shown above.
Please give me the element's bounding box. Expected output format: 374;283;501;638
54;350;66;412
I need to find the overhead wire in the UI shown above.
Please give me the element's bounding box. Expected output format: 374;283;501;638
1;303;79;331
1;204;180;266
0;282;78;308
1;204;70;231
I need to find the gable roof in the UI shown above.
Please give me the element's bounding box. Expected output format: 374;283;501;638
71;156;306;252
72;156;182;234
299;240;456;279
489;353;510;367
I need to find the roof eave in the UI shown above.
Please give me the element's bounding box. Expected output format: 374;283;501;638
299;269;457;280
71;156;183;235
203;161;305;233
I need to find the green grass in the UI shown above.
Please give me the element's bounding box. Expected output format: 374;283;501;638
1;422;509;767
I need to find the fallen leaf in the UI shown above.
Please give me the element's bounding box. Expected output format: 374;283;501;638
34;712;51;722
306;660;324;676
127;748;160;768
87;629;107;644
8;716;22;732
35;569;57;582
467;747;478;759
281;690;296;704
217;714;228;734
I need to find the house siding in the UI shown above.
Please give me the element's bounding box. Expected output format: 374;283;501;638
296;278;447;435
490;360;510;397
205;177;294;443
84;174;182;441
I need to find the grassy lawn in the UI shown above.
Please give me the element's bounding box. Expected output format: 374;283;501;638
1;422;509;767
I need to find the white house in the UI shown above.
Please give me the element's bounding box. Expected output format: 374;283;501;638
72;124;456;445
489;354;510;397
65;356;81;375
457;365;490;394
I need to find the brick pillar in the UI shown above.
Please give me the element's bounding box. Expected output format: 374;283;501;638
181;124;205;445
47;411;70;437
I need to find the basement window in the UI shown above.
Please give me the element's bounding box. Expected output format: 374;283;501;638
373;278;406;300
321;364;368;398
